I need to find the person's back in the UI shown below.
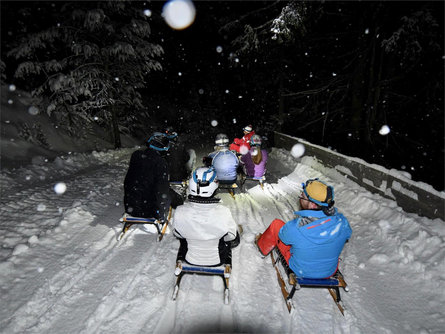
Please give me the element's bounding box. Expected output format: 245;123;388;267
256;178;352;279
212;149;239;182
241;135;268;178
123;133;171;219
279;209;351;278
174;200;237;265
165;136;190;182
242;149;268;178
173;166;239;266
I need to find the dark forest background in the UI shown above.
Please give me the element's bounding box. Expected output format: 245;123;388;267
1;1;443;191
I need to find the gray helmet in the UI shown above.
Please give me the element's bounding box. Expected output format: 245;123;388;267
215;133;229;147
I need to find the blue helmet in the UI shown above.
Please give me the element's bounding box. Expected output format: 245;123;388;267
147;132;170;151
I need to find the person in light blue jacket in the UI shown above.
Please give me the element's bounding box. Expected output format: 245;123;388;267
256;179;352;278
204;134;240;184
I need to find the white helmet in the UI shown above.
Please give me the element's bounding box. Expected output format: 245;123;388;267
215;133;229;147
189;167;219;197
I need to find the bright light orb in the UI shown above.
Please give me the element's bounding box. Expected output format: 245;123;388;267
54;182;67;194
379;125;390;135
162;0;196;30
291;143;305;158
239;145;249;155
211;120;218;127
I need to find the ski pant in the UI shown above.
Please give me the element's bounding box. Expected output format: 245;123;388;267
257;219;291;263
176;238;233;267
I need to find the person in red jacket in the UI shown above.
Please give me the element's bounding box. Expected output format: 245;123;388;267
229;125;255;154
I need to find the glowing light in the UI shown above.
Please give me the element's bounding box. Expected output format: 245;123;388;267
211;120;218;127
9;84;16;91
162;0;196;30
143;9;152;17
291;144;305;158
239;145;249;155
216;46;223;53
379;125;390;135
54;182;67;194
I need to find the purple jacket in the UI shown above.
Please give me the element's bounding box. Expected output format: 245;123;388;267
241;148;268;178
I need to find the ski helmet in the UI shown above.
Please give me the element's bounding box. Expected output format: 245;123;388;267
243;125;253;133
250;134;262;147
302;178;334;207
189;166;219;197
147;132;170;151
215;133;229;147
164;127;178;140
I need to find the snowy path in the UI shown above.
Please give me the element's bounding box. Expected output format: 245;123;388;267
1;147;444;333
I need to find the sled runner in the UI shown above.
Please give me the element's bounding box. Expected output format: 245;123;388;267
170;180;188;199
172;250;232;304
218;181;240;199
270;248;349;315
241;175;266;190
118;206;172;241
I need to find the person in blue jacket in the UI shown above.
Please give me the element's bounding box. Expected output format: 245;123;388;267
255;179;352;278
204;133;240;184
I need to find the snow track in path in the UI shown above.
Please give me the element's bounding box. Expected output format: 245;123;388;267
2;147;443;333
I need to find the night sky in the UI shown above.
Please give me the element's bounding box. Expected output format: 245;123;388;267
1;1;444;191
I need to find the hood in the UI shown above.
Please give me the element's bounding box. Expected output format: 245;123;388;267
295;209;346;245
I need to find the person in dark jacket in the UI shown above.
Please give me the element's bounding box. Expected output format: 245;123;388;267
123;132;172;221
164;129;190;182
256;179;352;278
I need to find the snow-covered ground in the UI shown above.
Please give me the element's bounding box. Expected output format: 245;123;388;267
1;144;444;334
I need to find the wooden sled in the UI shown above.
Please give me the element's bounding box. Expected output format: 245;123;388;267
241;175;266;190
218;181;239;199
118;207;172;241
170;180;188;199
172;250;232;304
271;248;349;315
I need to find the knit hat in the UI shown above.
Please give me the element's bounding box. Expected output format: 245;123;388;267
302;179;334;207
243;125;253;133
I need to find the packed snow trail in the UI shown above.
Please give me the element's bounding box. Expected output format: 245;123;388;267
1;146;444;333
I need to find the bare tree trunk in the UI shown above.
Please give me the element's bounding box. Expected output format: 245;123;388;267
277;74;285;132
111;105;121;149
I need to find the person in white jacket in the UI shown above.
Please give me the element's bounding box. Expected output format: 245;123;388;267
172;166;240;266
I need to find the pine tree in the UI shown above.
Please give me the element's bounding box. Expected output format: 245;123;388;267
7;1;163;148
